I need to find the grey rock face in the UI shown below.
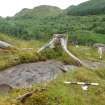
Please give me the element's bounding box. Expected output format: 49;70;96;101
0;60;64;88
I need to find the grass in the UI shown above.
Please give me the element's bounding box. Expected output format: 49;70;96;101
0;33;105;70
0;33;105;105
0;33;45;70
0;44;104;70
0;67;105;105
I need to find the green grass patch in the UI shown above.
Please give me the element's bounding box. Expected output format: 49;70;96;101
1;67;105;105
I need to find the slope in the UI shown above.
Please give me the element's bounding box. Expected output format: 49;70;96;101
15;5;62;18
65;0;105;16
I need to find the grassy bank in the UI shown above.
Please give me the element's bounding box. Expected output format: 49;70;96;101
0;67;105;105
0;33;105;105
0;32;105;70
0;43;104;70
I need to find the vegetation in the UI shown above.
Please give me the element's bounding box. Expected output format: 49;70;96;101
0;2;105;44
0;36;105;104
0;33;105;105
65;0;105;16
0;32;105;70
0;0;105;104
0;33;44;70
15;5;62;18
1;67;105;105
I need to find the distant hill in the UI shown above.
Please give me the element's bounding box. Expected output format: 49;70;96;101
65;0;105;16
15;5;62;18
0;3;105;45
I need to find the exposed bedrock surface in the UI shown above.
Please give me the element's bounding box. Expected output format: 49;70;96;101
0;60;76;88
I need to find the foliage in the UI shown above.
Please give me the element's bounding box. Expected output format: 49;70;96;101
0;4;105;45
65;0;105;16
1;67;105;105
0;33;105;105
0;2;105;105
0;32;105;70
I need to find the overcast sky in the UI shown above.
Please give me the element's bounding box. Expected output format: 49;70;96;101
0;0;88;17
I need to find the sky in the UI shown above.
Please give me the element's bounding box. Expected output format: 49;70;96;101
0;0;88;17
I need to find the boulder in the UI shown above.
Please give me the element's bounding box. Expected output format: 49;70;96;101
93;43;105;48
0;84;13;93
0;41;13;49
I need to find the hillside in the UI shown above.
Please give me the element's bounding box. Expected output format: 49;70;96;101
0;2;105;45
2;14;105;45
65;0;105;16
15;5;62;18
0;33;105;105
0;18;105;105
0;1;105;105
